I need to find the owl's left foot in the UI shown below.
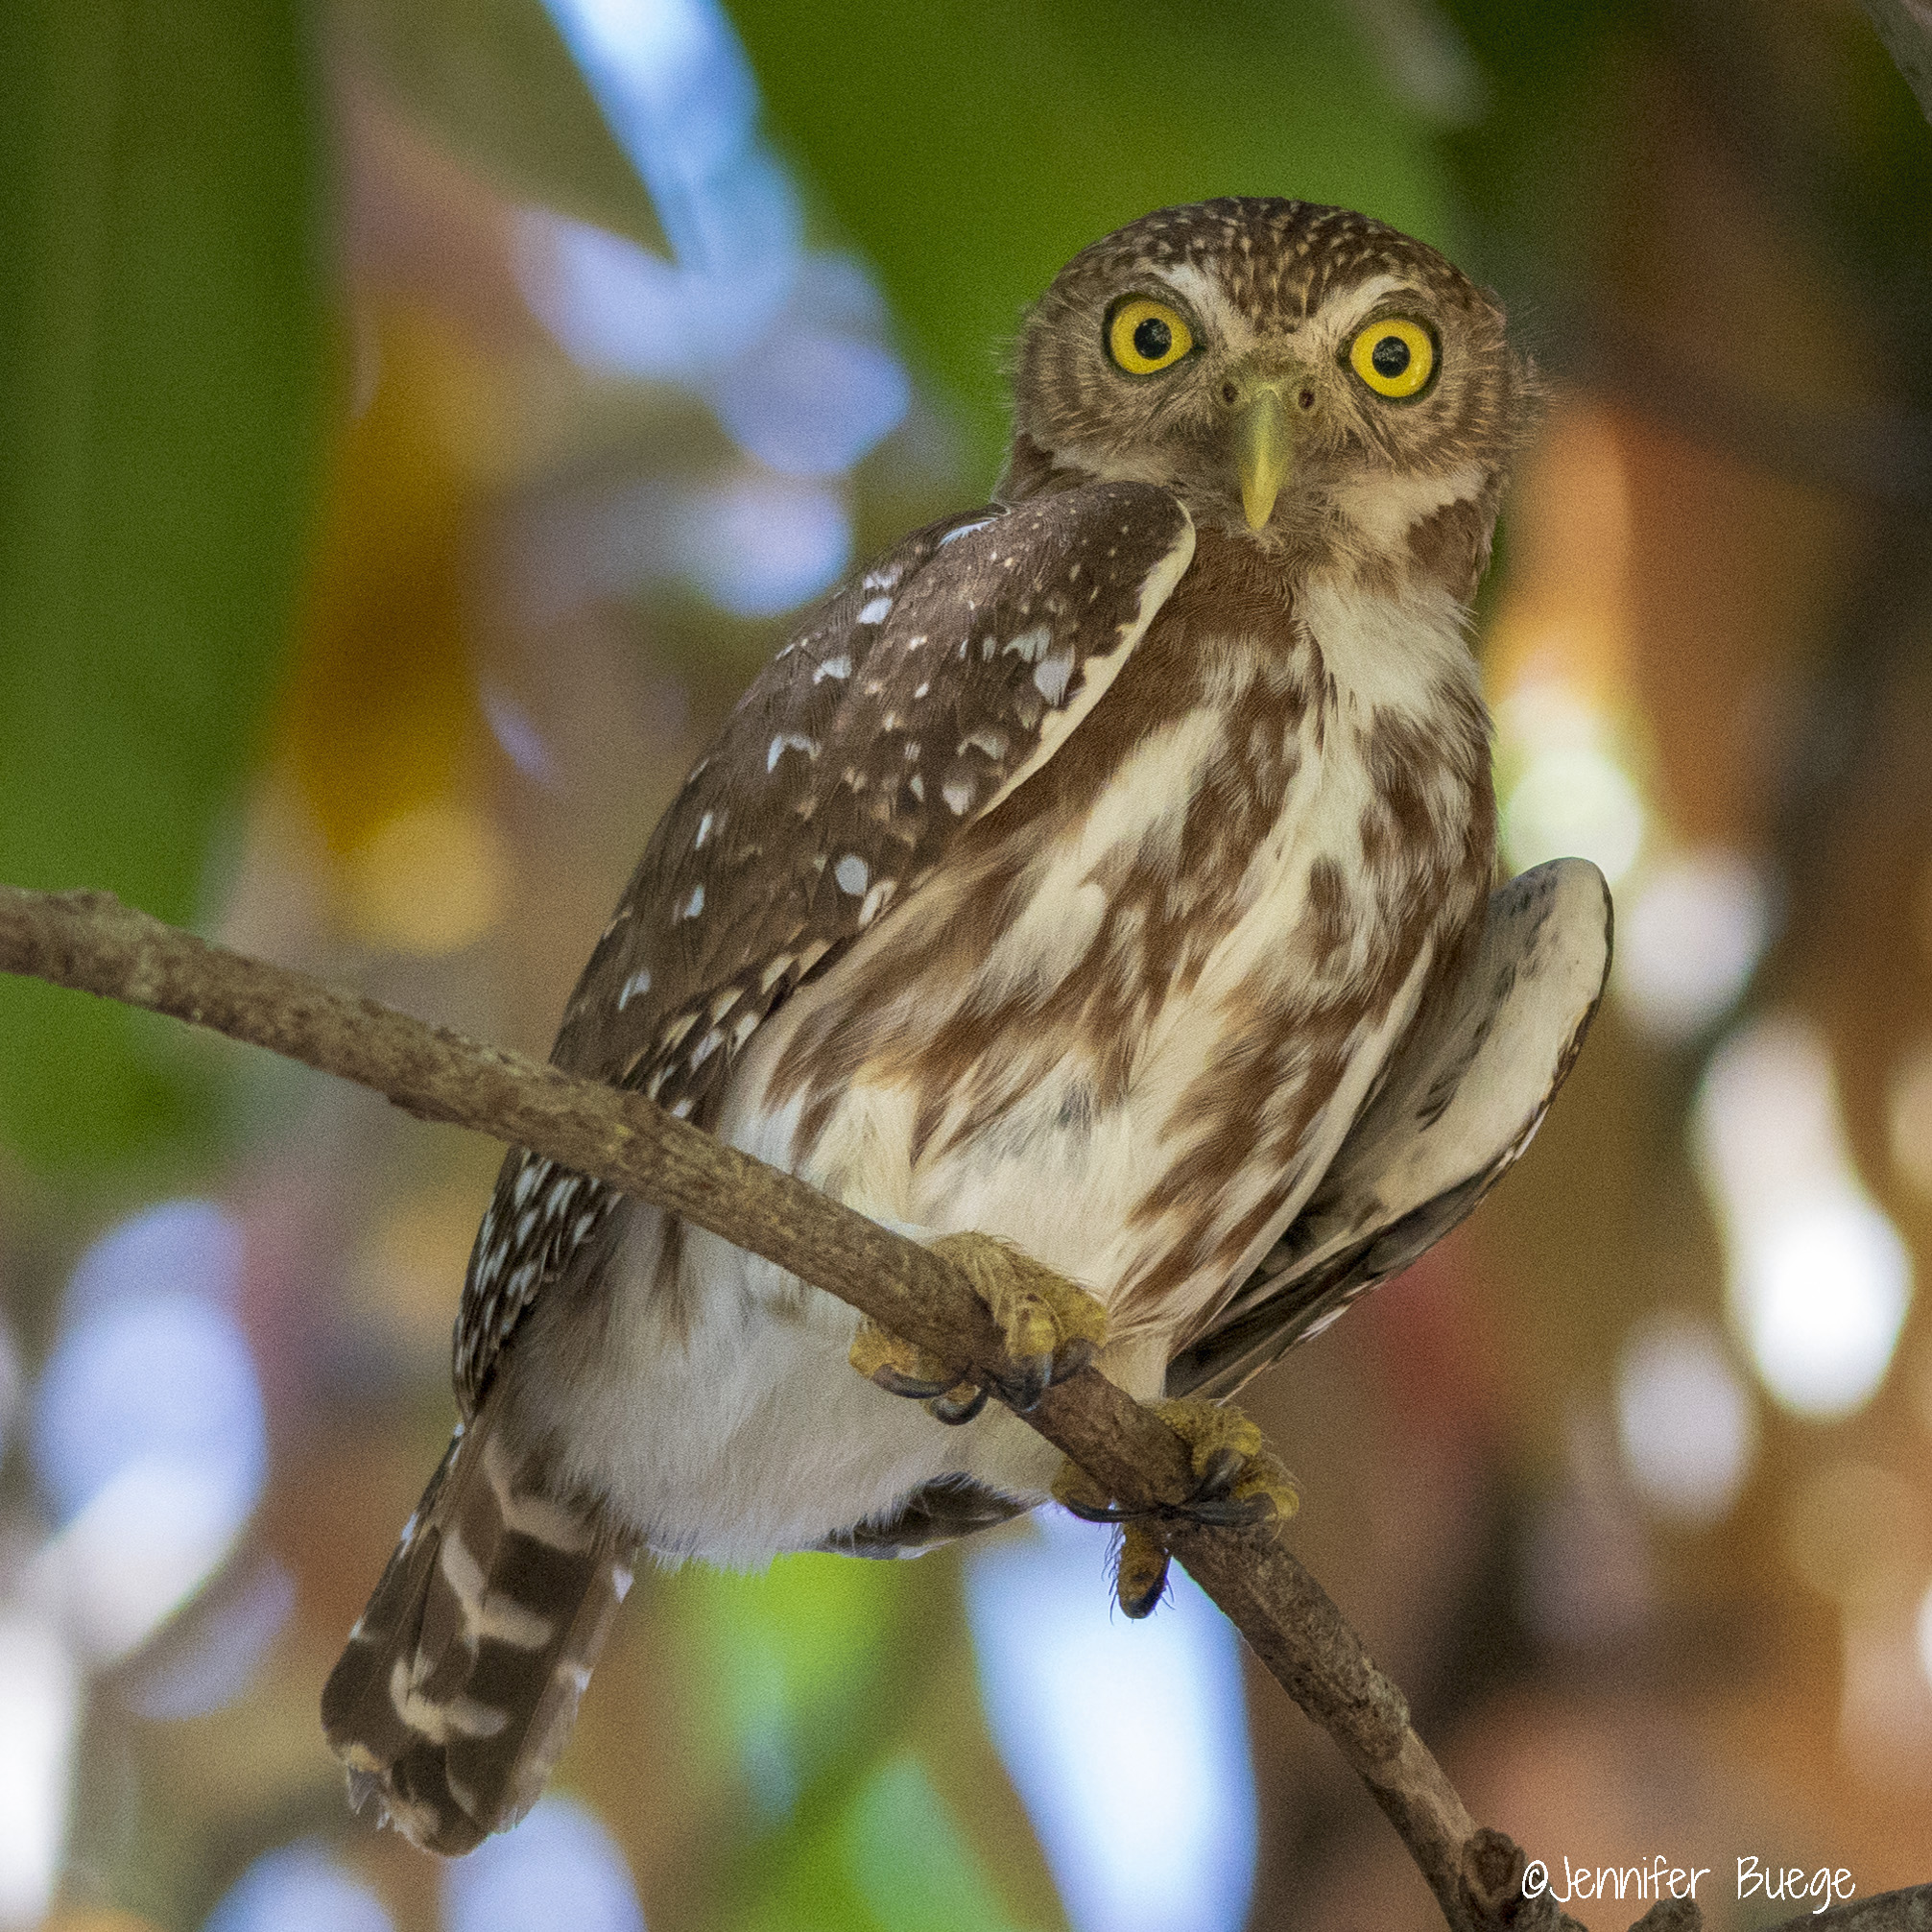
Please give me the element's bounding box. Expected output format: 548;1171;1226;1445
849;1231;1109;1423
1053;1396;1298;1617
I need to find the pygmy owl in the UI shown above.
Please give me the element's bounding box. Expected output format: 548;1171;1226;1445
323;198;1610;1851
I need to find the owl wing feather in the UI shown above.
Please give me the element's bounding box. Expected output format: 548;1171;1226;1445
455;482;1196;1412
1165;858;1612;1402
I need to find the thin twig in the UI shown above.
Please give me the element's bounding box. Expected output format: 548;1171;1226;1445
3;884;1928;1932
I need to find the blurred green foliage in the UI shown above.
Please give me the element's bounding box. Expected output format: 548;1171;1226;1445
725;0;1453;477
0;0;325;1168
666;1553;1046;1930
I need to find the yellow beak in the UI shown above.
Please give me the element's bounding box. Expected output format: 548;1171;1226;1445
1235;387;1294;531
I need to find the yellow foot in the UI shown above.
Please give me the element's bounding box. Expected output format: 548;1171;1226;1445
1052;1396;1299;1618
848;1231;1109;1423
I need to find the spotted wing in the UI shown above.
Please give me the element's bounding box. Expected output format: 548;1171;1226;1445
456;483;1197;1410
1165;859;1612;1402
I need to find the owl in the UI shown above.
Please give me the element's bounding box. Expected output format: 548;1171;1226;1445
322;199;1610;1852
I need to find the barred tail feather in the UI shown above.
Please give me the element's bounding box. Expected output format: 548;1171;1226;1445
321;1396;633;1855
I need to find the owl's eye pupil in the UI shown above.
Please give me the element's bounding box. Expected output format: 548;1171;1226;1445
1371;334;1411;378
1133;316;1172;362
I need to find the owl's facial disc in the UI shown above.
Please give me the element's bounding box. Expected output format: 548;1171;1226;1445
1004;201;1531;562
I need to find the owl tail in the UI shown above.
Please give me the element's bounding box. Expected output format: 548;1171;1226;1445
320;1392;633;1855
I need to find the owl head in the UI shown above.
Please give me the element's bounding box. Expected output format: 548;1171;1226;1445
1004;198;1535;581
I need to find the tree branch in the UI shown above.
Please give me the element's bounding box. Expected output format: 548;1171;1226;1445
2;884;1926;1932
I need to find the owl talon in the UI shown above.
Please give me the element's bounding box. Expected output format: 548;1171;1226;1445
928;1231;1109;1408
1051;1395;1298;1612
850;1233;1109;1421
849;1319;960;1399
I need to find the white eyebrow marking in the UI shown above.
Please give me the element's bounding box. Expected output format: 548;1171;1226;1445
1327;275;1425;335
1149;261;1254;357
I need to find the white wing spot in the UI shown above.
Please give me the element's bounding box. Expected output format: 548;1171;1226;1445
857;596;893;624
904;633;927;650
670;1097;695;1119
913;680;930;699
678;883;705;919
759;954;796;992
1003;625;1052;663
730;1009;761;1048
618;968;652;1010
942;775;974;816
834;853;870;896
908;772;925;801
1034;647;1076;705
690;1027;724;1069
694;811;714;849
859;879;894;926
768;733;820;773
863;561;904;590
813;654;852;682
939;519;992;546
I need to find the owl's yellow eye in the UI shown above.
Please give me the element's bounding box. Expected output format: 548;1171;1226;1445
1108;297;1195;375
1348;318;1436;398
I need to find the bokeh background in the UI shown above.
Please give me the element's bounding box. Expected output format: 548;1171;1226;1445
4;1;1932;1927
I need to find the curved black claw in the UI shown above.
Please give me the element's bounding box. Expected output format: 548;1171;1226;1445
928;1382;991;1426
1058;1493;1142;1525
870;1363;963;1401
992;1351;1053;1415
1178;1491;1279;1529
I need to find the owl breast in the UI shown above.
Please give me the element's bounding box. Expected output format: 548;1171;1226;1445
516;563;1494;1563
731;562;1494;1350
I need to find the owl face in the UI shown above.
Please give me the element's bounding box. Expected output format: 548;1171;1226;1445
1009;199;1531;560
